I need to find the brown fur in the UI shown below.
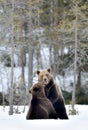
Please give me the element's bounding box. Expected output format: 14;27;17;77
36;68;68;119
26;82;57;119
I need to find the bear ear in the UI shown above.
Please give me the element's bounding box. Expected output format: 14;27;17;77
36;70;40;75
47;68;51;73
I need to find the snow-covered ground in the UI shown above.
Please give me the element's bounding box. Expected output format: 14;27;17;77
0;105;88;130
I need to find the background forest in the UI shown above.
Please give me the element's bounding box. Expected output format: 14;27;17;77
0;0;88;115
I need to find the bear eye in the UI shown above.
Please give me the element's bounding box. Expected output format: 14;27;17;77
33;87;39;92
46;74;48;76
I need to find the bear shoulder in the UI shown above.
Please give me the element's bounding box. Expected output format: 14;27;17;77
31;98;39;105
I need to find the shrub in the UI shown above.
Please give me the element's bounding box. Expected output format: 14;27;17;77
1;53;11;67
0;92;3;105
76;95;88;104
76;87;88;104
62;90;72;104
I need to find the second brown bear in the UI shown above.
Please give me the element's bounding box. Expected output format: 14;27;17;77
26;82;57;119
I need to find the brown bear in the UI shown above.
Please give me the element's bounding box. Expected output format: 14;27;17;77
36;68;68;119
26;82;57;119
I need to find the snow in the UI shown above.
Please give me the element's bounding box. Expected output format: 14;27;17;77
0;105;88;130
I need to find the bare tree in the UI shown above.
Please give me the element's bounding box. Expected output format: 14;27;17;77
72;2;78;113
28;0;33;91
9;0;14;115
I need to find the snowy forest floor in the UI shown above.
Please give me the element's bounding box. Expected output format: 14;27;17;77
0;105;88;130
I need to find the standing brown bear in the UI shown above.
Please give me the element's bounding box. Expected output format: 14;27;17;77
36;68;68;119
26;82;57;119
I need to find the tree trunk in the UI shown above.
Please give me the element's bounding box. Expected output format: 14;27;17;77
9;0;14;115
77;69;81;94
49;0;53;68
28;47;33;88
53;47;58;78
52;0;59;78
20;46;26;85
28;0;33;92
72;3;78;112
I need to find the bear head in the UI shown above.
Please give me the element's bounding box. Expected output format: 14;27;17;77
29;82;45;98
36;68;53;85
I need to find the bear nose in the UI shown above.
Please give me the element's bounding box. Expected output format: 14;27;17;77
44;78;47;81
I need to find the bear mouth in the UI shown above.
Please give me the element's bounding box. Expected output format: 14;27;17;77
43;80;49;85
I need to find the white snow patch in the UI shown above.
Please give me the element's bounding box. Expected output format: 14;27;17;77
0;105;88;130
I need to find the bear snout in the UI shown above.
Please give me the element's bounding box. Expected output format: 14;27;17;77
44;78;47;82
43;77;49;84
